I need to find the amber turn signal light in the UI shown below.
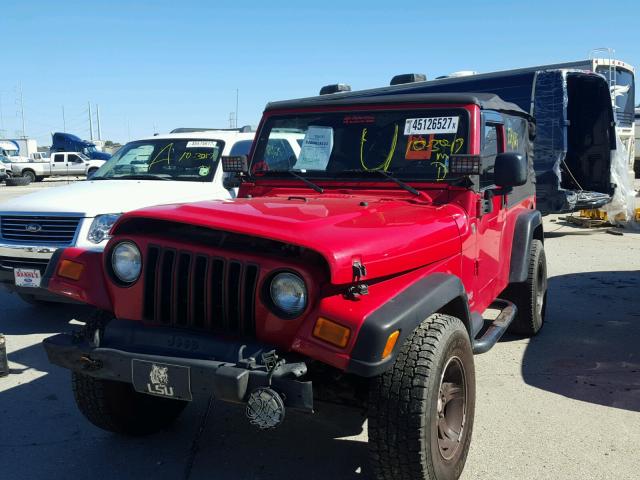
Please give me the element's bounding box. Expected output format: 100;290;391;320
313;317;351;348
57;260;84;281
382;330;400;359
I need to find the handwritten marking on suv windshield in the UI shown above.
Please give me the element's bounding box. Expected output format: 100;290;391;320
359;125;399;171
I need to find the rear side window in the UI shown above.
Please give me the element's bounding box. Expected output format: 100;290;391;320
53;154;65;163
480;124;500;187
229;140;253;156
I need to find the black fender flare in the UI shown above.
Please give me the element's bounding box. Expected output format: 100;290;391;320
509;210;543;283
346;273;471;377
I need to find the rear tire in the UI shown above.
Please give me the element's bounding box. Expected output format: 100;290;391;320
502;239;547;336
21;170;36;183
368;313;475;480
5;176;31;186
72;372;188;436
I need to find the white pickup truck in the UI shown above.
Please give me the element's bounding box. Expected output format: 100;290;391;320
0;128;303;304
10;152;106;183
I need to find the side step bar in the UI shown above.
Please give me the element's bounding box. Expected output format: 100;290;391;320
472;299;517;354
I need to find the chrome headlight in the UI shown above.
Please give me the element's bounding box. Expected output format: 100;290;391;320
269;272;307;317
87;214;121;244
111;241;141;284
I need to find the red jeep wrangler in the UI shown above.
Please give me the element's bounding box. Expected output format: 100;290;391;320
43;92;546;480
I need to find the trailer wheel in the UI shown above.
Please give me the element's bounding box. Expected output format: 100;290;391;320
72;372;188;436
368;313;475;480
5;176;32;186
21;170;36;183
502;239;547;336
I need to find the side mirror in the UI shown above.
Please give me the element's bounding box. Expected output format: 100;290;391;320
222;172;241;190
494;153;527;187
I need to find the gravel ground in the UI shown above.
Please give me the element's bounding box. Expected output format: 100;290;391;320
0;180;638;480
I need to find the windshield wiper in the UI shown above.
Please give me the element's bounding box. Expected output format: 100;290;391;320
112;174;170;181
263;170;324;193
352;169;420;196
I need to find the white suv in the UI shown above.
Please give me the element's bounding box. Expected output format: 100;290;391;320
0;128;261;304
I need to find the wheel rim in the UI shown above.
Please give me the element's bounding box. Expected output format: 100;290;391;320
24;172;34;181
535;261;546;316
436;356;467;460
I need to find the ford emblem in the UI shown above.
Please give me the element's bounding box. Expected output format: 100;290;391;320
25;223;42;233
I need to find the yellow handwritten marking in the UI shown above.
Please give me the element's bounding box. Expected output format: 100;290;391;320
360;124;399;171
149;143;174;167
506;128;518;150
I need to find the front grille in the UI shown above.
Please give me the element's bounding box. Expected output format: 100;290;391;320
0;215;81;244
0;256;50;273
143;245;260;337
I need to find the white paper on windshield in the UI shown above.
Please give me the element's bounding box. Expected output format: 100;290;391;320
404;117;459;135
294;126;333;170
186;140;218;148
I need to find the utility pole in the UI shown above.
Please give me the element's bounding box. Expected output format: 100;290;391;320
96;104;102;140
235;88;239;128
0;93;4;137
62;106;66;131
18;84;26;138
88;102;94;140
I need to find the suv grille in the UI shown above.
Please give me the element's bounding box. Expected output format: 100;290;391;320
143;245;260;337
0;215;82;245
0;256;50;273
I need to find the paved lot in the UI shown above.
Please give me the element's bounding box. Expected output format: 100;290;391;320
0;181;639;479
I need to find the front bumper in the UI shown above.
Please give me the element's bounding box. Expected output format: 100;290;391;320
0;243;58;295
43;320;313;412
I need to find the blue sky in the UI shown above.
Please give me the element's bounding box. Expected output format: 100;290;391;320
1;0;638;145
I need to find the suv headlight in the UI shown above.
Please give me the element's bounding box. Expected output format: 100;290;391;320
87;214;121;244
111;241;141;284
269;272;307;317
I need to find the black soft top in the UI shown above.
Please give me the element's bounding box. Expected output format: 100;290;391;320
265;92;531;120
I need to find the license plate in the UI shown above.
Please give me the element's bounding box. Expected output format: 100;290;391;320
14;268;42;288
131;359;192;401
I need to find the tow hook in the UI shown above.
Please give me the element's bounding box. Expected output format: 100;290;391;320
245;350;287;430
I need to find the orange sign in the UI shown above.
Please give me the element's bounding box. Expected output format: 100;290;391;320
405;134;434;160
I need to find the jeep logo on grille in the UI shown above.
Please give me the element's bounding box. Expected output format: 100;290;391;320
25;224;42;233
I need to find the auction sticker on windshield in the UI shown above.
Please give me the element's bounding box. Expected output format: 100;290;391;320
294;126;333;171
186;141;218;148
14;268;42;288
404;117;459;135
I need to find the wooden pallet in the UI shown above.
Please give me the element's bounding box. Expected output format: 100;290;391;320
563;215;610;228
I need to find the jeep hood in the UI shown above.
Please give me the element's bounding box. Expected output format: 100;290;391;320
119;195;464;284
0;180;229;217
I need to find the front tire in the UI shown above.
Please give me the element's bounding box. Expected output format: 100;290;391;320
368;313;475;480
502;239;547;336
72;372;188;436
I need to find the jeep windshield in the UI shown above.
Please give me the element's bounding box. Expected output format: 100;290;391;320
91;138;223;182
251;108;469;182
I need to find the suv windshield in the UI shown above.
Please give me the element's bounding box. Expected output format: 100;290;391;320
252;108;469;182
92;138;223;182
